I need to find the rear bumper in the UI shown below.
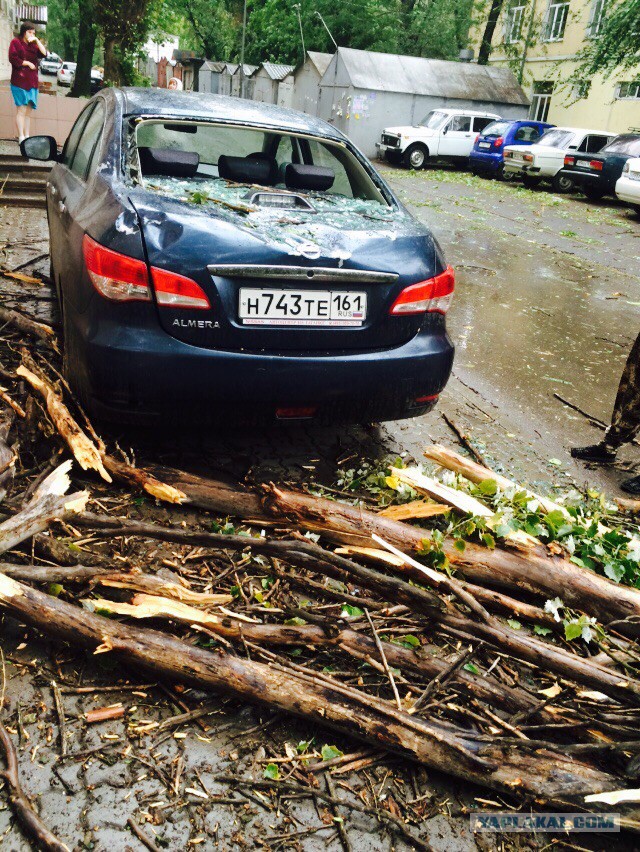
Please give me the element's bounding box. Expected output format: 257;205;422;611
469;151;502;171
73;315;455;424
557;169;603;190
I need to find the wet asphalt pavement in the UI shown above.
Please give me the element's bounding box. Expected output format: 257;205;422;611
0;162;639;851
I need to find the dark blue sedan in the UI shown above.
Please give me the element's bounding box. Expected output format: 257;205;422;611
469;119;554;179
21;88;454;424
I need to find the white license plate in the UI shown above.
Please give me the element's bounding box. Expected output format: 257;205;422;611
239;289;367;327
478;141;491;149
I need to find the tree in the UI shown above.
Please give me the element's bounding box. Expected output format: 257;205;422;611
94;0;154;85
45;0;79;60
403;0;475;61
477;0;504;64
70;0;97;98
575;0;640;78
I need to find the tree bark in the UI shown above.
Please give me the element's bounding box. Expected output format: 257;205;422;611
70;6;97;99
0;573;627;810
478;0;504;64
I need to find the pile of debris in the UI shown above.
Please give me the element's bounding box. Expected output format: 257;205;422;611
1;295;640;849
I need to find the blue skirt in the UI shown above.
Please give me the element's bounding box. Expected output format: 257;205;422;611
11;85;38;109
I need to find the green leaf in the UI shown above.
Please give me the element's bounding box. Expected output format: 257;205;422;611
263;763;280;780
463;662;479;675
321;745;344;761
230;585;241;598
564;621;583;641
297;739;313;754
604;561;625;583
477;479;497;497
453;538;466;553
341;605;364;619
481;533;496;550
507;619;522;630
261;577;274;590
394;634;421;649
48;583;64;597
284;617;307;626
534;625;552;636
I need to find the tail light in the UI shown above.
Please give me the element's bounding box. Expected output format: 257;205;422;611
83;236;210;310
493;137;503;147
564;155;575;166
390;266;455;316
276;406;317;419
151;268;210;310
523;153;534;162
589;160;603;171
83;235;151;302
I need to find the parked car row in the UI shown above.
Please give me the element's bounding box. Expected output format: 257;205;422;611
378;111;640;215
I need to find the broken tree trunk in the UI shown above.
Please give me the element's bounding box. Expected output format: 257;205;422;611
0;572;629;813
260;485;640;637
0;490;88;556
0;306;58;350
71;513;640;704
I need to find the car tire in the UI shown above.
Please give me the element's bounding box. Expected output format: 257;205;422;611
583;186;605;201
403;144;428;170
551;172;574;193
522;174;542;189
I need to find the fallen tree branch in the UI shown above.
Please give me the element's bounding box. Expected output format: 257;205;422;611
0;306;57;350
0;573;628;811
0;723;69;851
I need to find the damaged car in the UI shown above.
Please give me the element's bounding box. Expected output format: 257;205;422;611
20;88;454;424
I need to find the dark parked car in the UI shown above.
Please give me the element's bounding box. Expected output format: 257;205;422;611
469;119;554;180
20;89;454;424
558;134;640;200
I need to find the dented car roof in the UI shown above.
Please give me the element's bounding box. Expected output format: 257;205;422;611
111;87;345;141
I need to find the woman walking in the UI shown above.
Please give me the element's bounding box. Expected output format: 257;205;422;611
8;22;46;144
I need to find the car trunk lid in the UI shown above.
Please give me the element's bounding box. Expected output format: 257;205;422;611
129;184;436;353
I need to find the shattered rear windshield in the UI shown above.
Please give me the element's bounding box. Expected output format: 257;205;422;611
134;119;390;207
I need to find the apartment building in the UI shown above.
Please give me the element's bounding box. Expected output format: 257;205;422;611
0;0;18;81
470;0;639;133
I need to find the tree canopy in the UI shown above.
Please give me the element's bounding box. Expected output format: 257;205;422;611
575;0;640;78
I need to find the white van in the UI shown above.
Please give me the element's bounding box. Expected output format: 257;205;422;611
503;127;616;192
377;108;500;170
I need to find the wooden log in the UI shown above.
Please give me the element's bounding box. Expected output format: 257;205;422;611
0;406;15;501
71;513;640;704
0;572;628;811
0;490;88;556
378;500;449;521
261;485;640;637
101;454;186;505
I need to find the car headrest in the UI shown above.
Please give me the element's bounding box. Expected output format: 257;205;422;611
138;147;199;178
285;163;335;192
218;154;276;186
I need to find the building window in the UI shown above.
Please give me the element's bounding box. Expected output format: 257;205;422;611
544;1;569;41
616;81;640;99
529;81;554;121
504;3;526;43
586;0;607;37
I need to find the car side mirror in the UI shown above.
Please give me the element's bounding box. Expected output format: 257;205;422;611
442;125;449;134
20;136;58;162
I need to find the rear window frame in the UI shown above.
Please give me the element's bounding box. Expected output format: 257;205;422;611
127;116;396;208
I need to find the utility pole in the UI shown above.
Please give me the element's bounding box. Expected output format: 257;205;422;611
239;0;248;98
293;4;305;61
314;11;337;50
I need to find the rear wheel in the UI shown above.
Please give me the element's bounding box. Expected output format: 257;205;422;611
551;172;574;193
584;185;605;201
522;174;542;189
403;143;428;170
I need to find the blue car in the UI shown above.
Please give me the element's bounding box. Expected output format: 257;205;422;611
470;119;554;179
20;88;455;425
